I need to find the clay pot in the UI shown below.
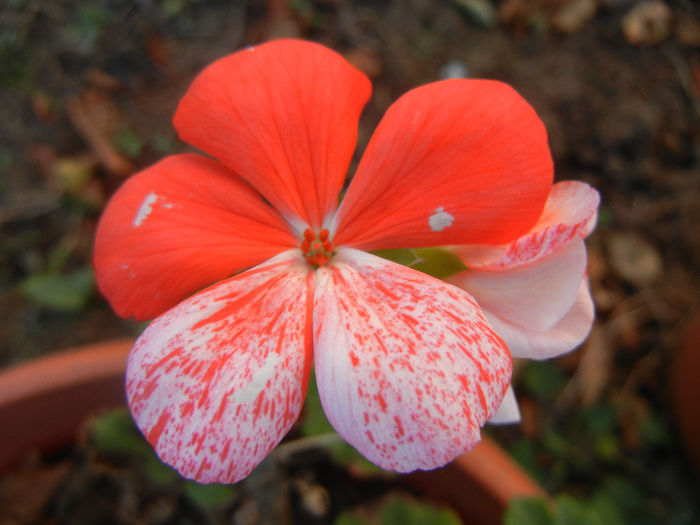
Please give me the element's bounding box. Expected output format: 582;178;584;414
671;311;700;472
0;339;545;524
0;339;132;474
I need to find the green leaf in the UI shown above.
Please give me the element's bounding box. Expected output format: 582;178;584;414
638;414;671;448
143;456;179;485
411;248;467;278
91;409;152;456
183;480;235;510
328;441;383;475
371;247;466;279
520;361;566;401
504;497;553;525
578;404;617;436
451;0;496;27
90;409;179;486
150;133;176;154
160;0;187;18
553;494;592;525
555;493;625;525
113;127;144;158
587;494;626;525
595;477;644;517
379;495;461;525
509;439;546;483
62;6;113;52
20;267;94;311
371;248;421;268
334;513;371;525
336;494;460;525
593;434;619;461
0;148;13;171
596;206;613;229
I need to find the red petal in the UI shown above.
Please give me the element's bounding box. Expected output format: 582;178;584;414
313;248;511;472
456;181;600;269
126;251;314;483
333;79;553;250
173;39;371;231
94;154;296;320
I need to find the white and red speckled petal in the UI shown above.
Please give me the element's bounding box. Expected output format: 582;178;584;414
488;386;521;424
126;250;314;484
482;277;595;360
313;248;511;472
449;239;587;333
456;181;600;269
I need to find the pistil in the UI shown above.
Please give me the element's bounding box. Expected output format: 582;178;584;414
301;228;334;267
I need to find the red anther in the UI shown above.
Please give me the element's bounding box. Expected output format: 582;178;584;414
300;228;334;267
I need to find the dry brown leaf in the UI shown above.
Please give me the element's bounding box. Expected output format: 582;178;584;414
575;325;613;406
622;0;673;45
65;90;134;177
552;0;599;34
607;232;663;286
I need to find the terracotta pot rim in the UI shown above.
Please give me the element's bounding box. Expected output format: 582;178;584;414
0;339;545;524
0;339;133;407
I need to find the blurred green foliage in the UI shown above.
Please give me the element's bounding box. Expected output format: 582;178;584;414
90;409;236;507
62;5;113;53
335;494;461;525
113;127;144;159
20;267;94;311
520;361;567;402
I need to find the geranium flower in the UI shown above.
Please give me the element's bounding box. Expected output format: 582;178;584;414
95;39;558;483
449;180;600;422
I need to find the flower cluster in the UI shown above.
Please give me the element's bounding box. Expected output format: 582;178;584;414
94;39;599;483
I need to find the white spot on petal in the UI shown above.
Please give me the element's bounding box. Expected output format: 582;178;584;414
133;192;158;227
228;354;280;406
429;206;454;232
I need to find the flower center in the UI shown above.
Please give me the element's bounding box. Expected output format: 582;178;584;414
301;228;334;267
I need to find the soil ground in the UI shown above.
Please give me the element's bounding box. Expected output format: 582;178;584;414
1;0;699;523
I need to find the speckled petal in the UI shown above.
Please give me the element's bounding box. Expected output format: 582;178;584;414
488;386;521;424
126;251;313;483
482;278;595;360
456;181;600;269
313;248;511;472
449;239;587;333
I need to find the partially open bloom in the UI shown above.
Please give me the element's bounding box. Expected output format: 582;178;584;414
448;181;600;422
95;39;567;483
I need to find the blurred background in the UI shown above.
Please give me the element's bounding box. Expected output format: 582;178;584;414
1;0;698;523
